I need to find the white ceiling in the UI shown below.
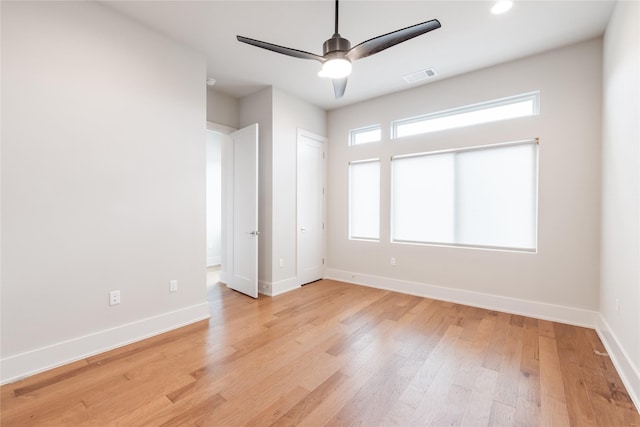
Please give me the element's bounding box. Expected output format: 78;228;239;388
103;1;615;110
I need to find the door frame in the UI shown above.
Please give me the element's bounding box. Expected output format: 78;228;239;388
296;129;328;286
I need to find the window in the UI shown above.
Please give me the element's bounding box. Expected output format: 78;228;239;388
392;92;539;138
350;125;381;146
349;159;380;240
392;140;538;251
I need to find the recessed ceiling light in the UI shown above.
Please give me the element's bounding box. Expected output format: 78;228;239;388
491;0;513;15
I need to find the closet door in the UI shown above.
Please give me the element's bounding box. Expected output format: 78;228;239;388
297;130;326;286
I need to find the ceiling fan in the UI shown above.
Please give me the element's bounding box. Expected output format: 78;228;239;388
237;0;441;99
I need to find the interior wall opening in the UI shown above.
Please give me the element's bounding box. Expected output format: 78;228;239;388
206;128;225;287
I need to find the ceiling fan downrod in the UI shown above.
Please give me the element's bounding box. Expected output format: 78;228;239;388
335;0;339;34
323;0;351;57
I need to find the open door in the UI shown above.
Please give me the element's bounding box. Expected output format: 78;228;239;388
226;123;259;298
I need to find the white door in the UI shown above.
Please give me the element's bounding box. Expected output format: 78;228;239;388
297;130;326;286
228;124;259;298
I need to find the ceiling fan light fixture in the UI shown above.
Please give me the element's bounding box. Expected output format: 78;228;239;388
318;58;352;79
237;0;441;98
491;0;513;14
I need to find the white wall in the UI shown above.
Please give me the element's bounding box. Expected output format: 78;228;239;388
600;0;640;407
207;87;238;129
327;38;603;321
1;1;209;383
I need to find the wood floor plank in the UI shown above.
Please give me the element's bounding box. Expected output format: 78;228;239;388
488;400;516;426
244;385;309;426
451;316;496;392
493;322;524;408
155;393;226;427
296;321;405;425
410;331;476;425
110;396;174;427
1;280;638;427
539;334;571;427
581;365;634;427
432;383;474;426
513;317;541;426
274;371;350;426
2;398;90;427
401;325;466;424
2;346;172;424
327;353;418;426
459;368;500;427
515;369;542;427
482;311;511;371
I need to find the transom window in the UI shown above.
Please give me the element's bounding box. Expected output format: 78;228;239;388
392;92;539;138
349;125;381;146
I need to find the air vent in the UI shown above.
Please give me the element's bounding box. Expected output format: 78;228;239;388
403;68;437;84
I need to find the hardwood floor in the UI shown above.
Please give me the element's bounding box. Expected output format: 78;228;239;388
2;280;638;426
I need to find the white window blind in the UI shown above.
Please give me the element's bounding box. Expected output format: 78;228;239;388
392;140;538;251
349;159;380;240
392;154;455;243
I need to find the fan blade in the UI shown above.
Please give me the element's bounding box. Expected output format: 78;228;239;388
346;19;441;61
237;35;325;62
332;77;348;99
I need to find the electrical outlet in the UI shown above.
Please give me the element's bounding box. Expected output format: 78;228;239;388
109;290;120;306
169;280;178;293
390;257;396;266
279;258;284;268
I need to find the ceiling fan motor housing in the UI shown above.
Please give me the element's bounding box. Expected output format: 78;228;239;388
323;34;351;56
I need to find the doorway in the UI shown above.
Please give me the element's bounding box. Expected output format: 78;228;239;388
206;122;260;298
206;129;223;269
206;125;230;295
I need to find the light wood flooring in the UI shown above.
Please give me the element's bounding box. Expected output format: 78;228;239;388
2;279;639;426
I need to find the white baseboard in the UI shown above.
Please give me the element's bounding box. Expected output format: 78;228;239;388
0;303;211;385
259;277;300;297
272;277;301;296
219;271;229;284
258;280;272;295
325;268;598;328
207;256;221;267
596;315;640;412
